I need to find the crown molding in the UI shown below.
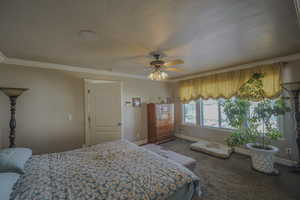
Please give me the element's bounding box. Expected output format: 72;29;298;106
2;57;149;80
171;52;300;82
0;51;6;63
3;53;300;82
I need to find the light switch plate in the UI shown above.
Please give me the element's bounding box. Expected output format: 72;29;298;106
67;114;73;121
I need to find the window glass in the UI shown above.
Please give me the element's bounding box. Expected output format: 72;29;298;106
181;98;279;132
202;99;219;127
219;99;235;129
249;101;279;133
183;101;196;124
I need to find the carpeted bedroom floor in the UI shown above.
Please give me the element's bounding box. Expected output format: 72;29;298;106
160;138;300;200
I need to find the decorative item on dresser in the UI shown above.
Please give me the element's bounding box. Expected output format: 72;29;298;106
0;87;28;148
147;103;175;144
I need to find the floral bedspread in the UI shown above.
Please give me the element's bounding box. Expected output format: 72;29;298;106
11;140;200;200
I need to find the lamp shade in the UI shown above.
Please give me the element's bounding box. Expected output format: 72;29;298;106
0;87;28;97
148;69;168;81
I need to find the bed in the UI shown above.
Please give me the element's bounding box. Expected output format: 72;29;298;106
10;140;201;200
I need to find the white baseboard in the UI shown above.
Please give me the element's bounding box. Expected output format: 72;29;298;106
175;134;297;167
175;134;199;142
0;51;6;63
234;147;298;167
133;139;148;146
274;156;298;167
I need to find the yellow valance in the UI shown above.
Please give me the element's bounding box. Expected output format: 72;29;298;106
179;63;282;102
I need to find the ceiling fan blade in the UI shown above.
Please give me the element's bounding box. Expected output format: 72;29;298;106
163;59;184;67
164;67;185;72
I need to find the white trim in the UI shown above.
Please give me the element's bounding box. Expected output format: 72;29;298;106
273;156;298;167
171;53;300;82
3;58;148;80
120;81;125;140
84;80;90;146
84;79;118;84
181;123;198;127
175;134;199;142
133;139;148;146
201;126;234;133
0;51;6;63
234;147;298;167
175;134;298;167
2;52;300;82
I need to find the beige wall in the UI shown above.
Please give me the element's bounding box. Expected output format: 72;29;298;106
1;61;298;159
0;64;84;154
172;61;300;161
0;64;172;154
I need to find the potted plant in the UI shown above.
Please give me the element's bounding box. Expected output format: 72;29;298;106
223;73;290;175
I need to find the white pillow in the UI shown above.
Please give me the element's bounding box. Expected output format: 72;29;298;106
0;148;32;174
0;172;20;200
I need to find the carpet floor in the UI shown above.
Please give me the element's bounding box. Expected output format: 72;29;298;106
159;139;300;200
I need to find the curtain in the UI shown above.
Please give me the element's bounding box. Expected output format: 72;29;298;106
179;63;282;102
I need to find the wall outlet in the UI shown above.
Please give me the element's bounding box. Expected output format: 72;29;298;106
286;148;292;155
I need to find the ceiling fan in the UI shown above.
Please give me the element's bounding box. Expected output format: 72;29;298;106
147;52;184;80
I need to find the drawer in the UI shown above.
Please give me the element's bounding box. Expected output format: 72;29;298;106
158;126;171;135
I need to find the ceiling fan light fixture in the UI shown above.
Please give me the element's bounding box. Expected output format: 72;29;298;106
147;51;184;80
148;69;168;81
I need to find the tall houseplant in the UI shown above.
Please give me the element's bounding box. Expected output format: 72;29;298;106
223;73;290;174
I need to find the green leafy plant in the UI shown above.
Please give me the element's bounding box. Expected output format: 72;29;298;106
223;98;250;128
224;98;290;149
223;73;291;149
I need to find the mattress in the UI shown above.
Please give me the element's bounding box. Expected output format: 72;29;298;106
11;140;201;200
143;144;197;171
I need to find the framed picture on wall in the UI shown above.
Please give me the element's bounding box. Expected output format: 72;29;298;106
132;97;141;107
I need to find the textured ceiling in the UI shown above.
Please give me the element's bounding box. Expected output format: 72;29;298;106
0;0;300;78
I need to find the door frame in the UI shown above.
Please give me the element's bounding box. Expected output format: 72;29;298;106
84;79;124;146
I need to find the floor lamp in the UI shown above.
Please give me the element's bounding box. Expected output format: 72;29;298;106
282;81;300;173
0;87;28;148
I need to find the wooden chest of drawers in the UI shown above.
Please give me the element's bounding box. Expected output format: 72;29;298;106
147;103;175;144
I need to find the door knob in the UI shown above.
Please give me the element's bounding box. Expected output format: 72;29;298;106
88;116;91;128
117;122;122;126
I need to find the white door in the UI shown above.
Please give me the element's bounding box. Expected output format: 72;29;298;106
85;80;122;145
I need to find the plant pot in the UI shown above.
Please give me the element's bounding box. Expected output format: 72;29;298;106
246;143;279;175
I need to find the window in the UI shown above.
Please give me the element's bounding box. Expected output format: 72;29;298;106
201;99;219;127
219;99;235;129
201;99;234;129
181;98;280;132
249;100;279;133
182;101;196;124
